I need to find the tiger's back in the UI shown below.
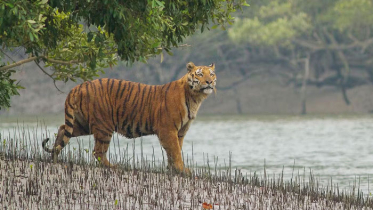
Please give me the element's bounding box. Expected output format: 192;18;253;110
68;78;188;139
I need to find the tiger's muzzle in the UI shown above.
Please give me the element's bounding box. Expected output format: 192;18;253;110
200;84;214;94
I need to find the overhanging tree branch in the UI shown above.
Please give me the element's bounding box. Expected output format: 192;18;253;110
0;57;38;71
34;61;64;93
0;56;81;72
0;49;16;62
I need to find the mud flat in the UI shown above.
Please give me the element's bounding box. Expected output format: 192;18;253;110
0;155;372;210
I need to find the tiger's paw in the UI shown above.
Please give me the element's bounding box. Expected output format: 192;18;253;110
168;165;192;176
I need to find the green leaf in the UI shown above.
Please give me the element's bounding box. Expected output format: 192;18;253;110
39;0;48;5
29;33;34;42
242;2;250;7
5;3;14;8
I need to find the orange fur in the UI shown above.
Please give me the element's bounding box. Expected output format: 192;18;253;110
42;62;217;173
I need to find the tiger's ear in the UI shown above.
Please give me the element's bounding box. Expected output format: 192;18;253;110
186;62;195;72
209;63;215;70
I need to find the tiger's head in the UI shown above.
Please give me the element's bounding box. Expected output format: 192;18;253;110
186;62;217;95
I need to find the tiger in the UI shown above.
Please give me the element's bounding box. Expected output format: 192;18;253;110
42;62;217;173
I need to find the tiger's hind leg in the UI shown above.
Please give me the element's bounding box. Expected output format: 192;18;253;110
93;130;114;167
52;125;67;162
43;113;90;163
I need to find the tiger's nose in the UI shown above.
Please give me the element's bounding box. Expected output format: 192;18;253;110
206;80;212;85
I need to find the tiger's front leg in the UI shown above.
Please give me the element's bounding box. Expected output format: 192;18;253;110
158;131;190;175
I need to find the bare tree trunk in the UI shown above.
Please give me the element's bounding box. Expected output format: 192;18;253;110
233;88;243;114
323;28;351;105
300;54;310;115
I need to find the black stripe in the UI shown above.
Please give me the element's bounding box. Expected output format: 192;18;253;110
126;83;135;102
166;82;172;92
130;83;141;107
107;78;111;93
140;86;153;123
65;93;74;110
73;86;78;95
111;100;116;128
99;79;103;90
153;86;157;100
116;82;127;127
119;82;127;99
65;109;73;119
126;124;133;138
129;97;139;119
64;130;72;138
86;82;92;123
148;86;154;127
86;82;91;123
106;97;113;124
99;81;110;113
164;97;168;112
115;80;123;99
78;84;84;114
80;89;85;118
122;83;135;117
60;140;66;147
129;85;141;119
78;83;83;92
121;83;135;127
65;119;73;128
139;85;147;108
121;119;127;130
164;83;172;113
95;91;105;114
135;122;141;137
173;121;178;131
122;84;135;121
67;100;74;110
95;82;112;127
185;96;191;119
103;81;116;128
110;79;115;95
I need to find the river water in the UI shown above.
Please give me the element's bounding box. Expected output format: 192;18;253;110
1;115;373;193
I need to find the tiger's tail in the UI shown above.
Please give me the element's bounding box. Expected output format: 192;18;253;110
42;138;54;153
42;92;76;156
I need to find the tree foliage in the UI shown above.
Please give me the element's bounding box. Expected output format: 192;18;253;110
228;0;373;109
0;0;247;110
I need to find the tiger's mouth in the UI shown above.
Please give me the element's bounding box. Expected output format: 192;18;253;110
200;86;214;94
